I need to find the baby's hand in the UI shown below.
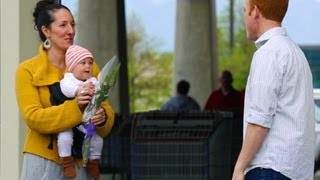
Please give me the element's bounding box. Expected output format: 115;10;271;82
83;82;95;92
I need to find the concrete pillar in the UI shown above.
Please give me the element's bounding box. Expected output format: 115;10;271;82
77;0;121;113
19;4;39;176
0;1;20;178
1;0;38;179
174;0;218;108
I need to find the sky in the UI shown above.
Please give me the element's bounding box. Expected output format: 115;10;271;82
125;0;320;51
125;0;176;51
283;0;320;45
63;0;320;51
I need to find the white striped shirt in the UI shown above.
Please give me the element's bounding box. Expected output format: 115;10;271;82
244;27;315;180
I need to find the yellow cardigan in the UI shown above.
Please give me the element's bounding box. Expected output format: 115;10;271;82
15;44;115;164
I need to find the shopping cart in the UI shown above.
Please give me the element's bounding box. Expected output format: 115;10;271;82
130;110;225;180
100;114;132;179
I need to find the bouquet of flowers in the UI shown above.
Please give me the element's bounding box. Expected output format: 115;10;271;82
82;55;120;166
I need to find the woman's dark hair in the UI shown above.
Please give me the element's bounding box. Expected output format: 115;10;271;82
33;0;71;42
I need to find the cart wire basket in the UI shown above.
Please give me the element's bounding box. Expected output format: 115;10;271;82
130;110;225;180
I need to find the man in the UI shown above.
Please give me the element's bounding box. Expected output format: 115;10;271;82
232;0;315;180
204;70;242;112
161;80;200;111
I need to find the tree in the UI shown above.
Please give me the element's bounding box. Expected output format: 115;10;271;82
217;1;256;90
127;13;173;112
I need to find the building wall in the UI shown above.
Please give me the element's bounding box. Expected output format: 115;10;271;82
301;46;320;88
1;0;29;179
1;0;20;179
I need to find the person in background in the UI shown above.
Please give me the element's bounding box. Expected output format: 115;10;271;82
161;80;200;111
59;45;103;179
15;0;114;179
232;0;314;179
204;70;242;112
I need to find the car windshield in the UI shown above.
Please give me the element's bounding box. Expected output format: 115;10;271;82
316;100;320;123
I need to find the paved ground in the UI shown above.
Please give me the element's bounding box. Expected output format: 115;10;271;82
315;171;320;180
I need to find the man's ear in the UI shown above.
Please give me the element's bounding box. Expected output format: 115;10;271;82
253;5;260;18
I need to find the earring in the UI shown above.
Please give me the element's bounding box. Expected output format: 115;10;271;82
44;39;52;49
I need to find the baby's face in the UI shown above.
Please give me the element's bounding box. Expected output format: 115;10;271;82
72;57;94;81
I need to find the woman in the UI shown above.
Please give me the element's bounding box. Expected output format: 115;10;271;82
15;0;114;179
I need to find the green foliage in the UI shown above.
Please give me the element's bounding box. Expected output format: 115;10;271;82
127;13;173;112
217;2;256;90
218;28;255;90
95;63;120;109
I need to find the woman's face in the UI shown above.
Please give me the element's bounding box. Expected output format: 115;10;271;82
44;8;75;52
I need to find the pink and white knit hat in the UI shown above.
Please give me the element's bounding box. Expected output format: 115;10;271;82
65;45;94;72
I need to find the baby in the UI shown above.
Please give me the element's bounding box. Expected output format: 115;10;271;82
59;45;103;179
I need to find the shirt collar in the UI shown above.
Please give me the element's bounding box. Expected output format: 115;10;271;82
255;27;287;49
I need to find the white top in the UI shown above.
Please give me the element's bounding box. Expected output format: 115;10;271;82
60;73;100;98
244;27;315;180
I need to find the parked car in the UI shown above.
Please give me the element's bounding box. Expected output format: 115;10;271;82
314;89;320;172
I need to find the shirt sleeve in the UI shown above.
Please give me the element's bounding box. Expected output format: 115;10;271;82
246;50;281;128
161;98;175;110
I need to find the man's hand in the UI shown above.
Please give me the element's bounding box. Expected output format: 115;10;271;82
232;123;268;180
